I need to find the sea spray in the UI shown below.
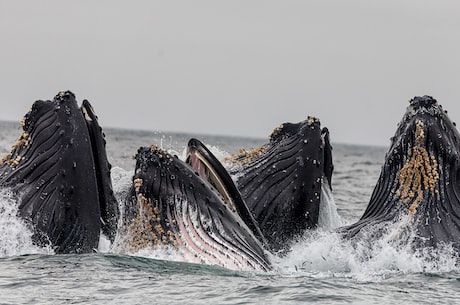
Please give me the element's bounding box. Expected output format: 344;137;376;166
273;218;460;281
109;166;136;253
0;189;51;257
318;180;343;230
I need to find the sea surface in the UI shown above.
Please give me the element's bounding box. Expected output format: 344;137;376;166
1;120;460;305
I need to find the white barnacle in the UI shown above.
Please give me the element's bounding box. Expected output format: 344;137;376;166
307;116;319;126
415;120;425;144
134;178;143;191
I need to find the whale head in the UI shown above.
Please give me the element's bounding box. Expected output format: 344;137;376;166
115;145;271;271
0;91;118;253
225;117;334;253
342;96;460;250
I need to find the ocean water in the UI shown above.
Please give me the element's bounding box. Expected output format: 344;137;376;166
1;120;460;304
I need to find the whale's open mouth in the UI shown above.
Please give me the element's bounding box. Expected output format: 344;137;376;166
341;96;460;250
185;138;266;245
0;91;118;253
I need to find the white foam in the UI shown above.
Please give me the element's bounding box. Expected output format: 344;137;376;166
206;145;232;163
111;166;133;201
273;218;460;281
111;165;134;225
98;233;112;253
131;245;186;262
0;189;51;257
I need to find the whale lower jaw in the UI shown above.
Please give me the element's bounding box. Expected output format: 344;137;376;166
113;196;270;272
169;199;269;271
112;194;269;271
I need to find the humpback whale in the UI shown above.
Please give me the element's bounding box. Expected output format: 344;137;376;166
341;96;460;251
224;117;334;253
0;91;118;253
114;145;271;271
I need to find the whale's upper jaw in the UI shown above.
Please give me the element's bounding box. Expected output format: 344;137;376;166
223;116;332;253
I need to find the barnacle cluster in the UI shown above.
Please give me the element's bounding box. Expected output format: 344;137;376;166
0;153;11;166
124;193;177;252
396;120;439;215
150;145;162;154
0;130;30;168
307;116;319;127
133;178;143;192
269;124;284;140
415;120;425;144
223;146;265;167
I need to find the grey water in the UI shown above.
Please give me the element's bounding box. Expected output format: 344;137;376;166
1;120;460;304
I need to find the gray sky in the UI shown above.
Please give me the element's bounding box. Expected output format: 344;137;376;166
1;1;459;146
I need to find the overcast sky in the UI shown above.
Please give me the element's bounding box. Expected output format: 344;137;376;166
1;1;459;146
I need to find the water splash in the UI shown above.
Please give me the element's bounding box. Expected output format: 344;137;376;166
273;218;460;281
128;245;191;263
98;233;112;253
111;166;133;202
318;180;343;229
107;166;135;253
0;189;51;257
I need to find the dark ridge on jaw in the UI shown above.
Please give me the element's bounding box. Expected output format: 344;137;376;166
81;100;119;243
226;116;328;253
322;127;333;189
0;91;101;253
185;138;267;246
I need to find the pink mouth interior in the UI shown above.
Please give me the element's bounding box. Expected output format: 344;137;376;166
188;150;209;181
